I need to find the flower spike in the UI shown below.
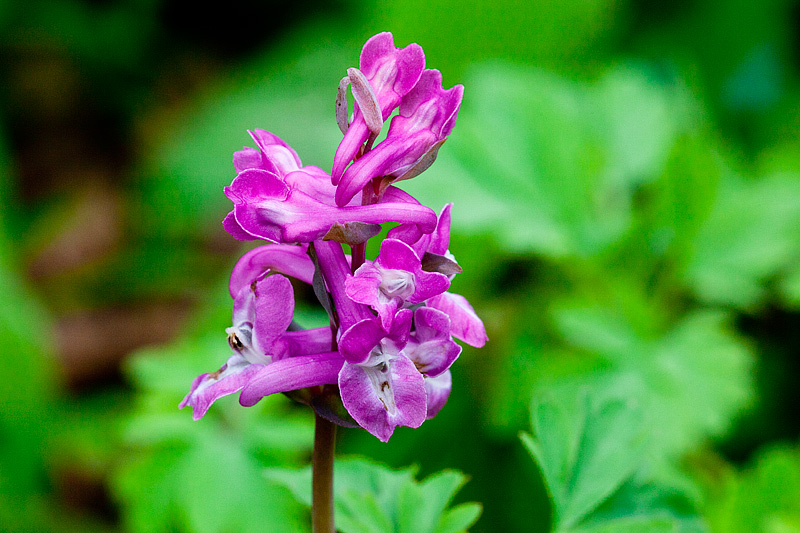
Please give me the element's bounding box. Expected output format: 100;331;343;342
187;32;485;444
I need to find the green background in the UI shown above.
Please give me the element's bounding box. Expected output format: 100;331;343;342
2;0;800;531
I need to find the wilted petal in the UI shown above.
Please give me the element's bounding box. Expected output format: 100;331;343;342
336;76;351;135
427;292;487;348
179;354;263;420
339;354;426;442
348;67;383;136
424;370;452;419
239;352;344;407
323;221;382;246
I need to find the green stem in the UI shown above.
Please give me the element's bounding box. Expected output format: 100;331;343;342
312;413;336;533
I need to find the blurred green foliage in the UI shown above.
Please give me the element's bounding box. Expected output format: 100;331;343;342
3;0;800;531
267;457;481;533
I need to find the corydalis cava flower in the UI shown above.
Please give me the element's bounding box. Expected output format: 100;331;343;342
181;31;487;442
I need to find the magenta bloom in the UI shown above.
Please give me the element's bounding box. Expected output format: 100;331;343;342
182;32;485;442
345;238;450;330
335;69;464;206
180;246;337;420
391;203;488;348
332;32;425;185
224;167;437;243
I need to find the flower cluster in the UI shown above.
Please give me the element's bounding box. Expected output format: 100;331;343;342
180;32;487;442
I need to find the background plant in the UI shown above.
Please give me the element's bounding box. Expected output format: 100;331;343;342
2;0;800;531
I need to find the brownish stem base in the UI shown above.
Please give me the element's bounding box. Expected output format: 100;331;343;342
312;413;336;533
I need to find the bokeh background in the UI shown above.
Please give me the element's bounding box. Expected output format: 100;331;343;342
3;0;800;531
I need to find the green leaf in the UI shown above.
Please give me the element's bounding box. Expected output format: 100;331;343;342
113;302;314;533
685;172;800;308
522;386;648;529
553;305;753;458
523;379;710;532
434;503;483;533
702;445;800;533
113;400;310;533
566;515;679;533
635;131;722;270
633;312;753;456
267;457;481;533
405;63;687;257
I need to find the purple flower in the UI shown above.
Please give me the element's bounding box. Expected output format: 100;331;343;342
179;354;264;421
183;32;485;442
180;273;295;419
233;129;304;176
404;307;461;418
345;238;450;330
391;204;488;348
332;32;426;185
335;70;464;206
337;308;424;442
336;307;460;441
338;342;426;442
181;249;337;420
228;243;315;296
223;167;438;243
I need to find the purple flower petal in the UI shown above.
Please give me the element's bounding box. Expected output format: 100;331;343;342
239;352;344;407
424;370;452;419
405;307;461;377
427;292;487;348
331;33;425;185
345;261;401;330
253;274;295;349
335;70;464;206
339;353;426;442
338;317;386;364
233;146;263;173
387;307;413;346
284;167;349;206
275;327;334;360
428;203;453;256
179;354;264;420
249;129;302;176
345;238;449;329
225;169;437;244
360;33;425;100
223;210;259;241
229;244;314;298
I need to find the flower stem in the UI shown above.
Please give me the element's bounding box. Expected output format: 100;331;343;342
312;412;336;533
